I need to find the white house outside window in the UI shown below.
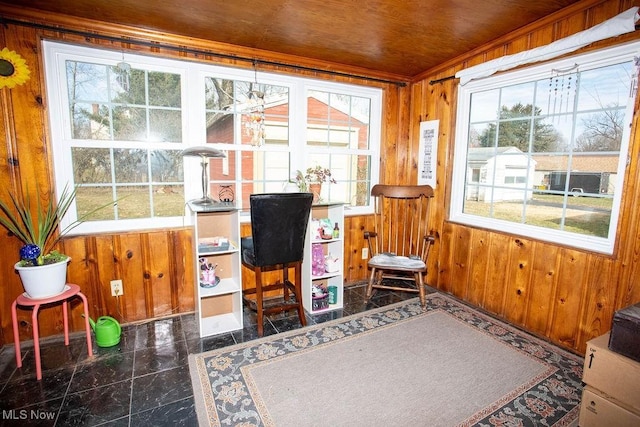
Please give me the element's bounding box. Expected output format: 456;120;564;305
43;42;381;235
451;42;640;254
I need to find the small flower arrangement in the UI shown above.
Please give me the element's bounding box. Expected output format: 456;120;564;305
295;166;336;192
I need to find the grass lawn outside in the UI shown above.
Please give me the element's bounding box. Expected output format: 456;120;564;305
464;193;612;237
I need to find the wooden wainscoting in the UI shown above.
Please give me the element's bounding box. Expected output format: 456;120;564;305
408;0;640;355
2;229;196;343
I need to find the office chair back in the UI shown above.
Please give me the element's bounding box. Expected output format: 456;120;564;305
249;192;313;267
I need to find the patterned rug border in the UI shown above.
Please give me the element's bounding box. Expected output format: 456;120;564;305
189;293;584;426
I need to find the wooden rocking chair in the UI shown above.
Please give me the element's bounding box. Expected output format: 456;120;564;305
364;184;435;307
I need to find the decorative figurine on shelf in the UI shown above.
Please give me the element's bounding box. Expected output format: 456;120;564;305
218;185;234;203
218;185;235;203
318;218;333;239
199;258;219;288
324;253;340;273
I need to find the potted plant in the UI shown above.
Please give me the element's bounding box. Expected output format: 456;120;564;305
295;166;336;202
0;184;112;299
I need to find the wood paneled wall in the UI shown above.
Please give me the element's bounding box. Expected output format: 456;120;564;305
0;7;404;346
411;0;640;354
2;0;639;356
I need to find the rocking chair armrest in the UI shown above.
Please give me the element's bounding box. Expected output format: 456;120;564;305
420;234;436;260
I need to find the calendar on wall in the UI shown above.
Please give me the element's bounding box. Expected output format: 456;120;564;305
418;120;439;187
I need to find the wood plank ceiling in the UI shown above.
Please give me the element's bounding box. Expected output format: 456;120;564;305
4;0;581;80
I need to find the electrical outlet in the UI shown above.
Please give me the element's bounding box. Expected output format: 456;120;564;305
361;247;368;259
110;279;123;296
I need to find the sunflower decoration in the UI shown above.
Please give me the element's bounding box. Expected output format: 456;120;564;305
0;48;31;89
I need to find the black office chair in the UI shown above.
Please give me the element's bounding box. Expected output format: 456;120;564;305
241;192;313;336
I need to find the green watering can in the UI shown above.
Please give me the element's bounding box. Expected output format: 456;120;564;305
87;316;122;347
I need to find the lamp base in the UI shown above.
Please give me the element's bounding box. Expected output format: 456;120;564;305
190;196;219;205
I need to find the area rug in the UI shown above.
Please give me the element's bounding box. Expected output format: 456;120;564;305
188;293;583;426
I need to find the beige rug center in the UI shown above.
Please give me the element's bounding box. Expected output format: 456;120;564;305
243;310;552;426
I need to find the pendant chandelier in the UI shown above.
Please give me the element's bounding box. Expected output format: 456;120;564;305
245;60;265;147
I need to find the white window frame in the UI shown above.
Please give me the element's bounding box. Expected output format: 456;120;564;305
450;42;640;254
43;41;381;235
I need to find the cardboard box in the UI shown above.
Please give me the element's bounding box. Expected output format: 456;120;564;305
609;302;640;363
579;386;640;427
582;332;640;412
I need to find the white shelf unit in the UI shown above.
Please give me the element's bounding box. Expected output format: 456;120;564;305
189;203;243;337
302;203;344;314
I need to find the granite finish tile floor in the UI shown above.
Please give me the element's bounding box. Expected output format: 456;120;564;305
0;283;420;426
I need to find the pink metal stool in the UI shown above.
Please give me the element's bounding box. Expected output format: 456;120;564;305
11;283;93;380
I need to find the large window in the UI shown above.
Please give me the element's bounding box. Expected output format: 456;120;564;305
451;43;639;254
44;42;381;234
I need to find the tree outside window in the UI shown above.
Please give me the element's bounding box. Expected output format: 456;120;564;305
451;43;638;254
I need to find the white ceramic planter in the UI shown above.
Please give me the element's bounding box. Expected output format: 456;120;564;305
283;182;299;193
15;257;70;299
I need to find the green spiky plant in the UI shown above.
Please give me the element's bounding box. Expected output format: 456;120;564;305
0;184;114;266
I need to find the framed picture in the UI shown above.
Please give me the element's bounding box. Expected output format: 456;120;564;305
418;120;439;187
